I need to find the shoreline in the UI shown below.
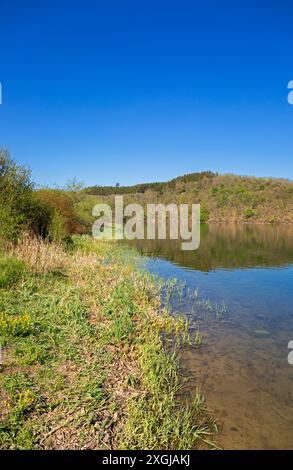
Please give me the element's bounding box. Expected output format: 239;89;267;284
0;236;214;450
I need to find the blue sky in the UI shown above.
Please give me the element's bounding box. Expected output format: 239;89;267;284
0;0;292;186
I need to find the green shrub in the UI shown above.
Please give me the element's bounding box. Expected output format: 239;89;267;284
200;206;210;223
73;194;99;233
35;189;87;240
0;151;33;240
244;208;255;219
48;209;68;241
0;257;26;288
0;206;23;241
25;196;52;238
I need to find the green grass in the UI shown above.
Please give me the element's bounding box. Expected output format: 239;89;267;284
0;236;214;450
0;257;26;288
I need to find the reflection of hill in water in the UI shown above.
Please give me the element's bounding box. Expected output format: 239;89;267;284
128;224;293;271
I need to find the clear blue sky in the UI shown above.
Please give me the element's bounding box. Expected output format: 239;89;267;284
0;0;292;186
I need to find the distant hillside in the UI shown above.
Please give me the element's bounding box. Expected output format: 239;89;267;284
83;172;293;224
85;171;216;196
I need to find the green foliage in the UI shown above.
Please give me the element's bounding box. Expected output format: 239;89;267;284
25;195;52;238
0;150;90;242
74;194;100;233
244;208;255;219
48;209;68;241
35;189;87;240
0;373;35;449
111;312;134;342
0;150;33;240
0;151;66;241
0;257;26;288
2;372;33;395
0;206;23;240
200;206;210;223
0;312;31;337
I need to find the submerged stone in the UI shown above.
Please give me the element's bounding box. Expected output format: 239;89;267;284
254;329;270;336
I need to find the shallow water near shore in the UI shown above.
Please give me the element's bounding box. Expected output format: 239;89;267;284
127;224;293;449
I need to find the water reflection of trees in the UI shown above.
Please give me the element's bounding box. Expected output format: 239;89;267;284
129;224;293;271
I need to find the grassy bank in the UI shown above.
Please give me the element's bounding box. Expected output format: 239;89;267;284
0;236;213;450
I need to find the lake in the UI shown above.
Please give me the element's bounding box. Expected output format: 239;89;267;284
128;224;293;449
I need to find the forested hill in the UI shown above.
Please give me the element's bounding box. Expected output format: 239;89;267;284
84;171;293;224
85;171;215;196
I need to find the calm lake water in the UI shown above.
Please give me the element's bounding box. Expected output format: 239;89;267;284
128;224;293;449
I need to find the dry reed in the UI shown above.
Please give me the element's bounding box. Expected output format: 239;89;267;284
9;235;69;275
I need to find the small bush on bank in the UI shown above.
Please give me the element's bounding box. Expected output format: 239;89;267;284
0;150;89;243
200;206;210;223
244;208;255;219
0;150;33;240
35;189;88;240
0;257;27;288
